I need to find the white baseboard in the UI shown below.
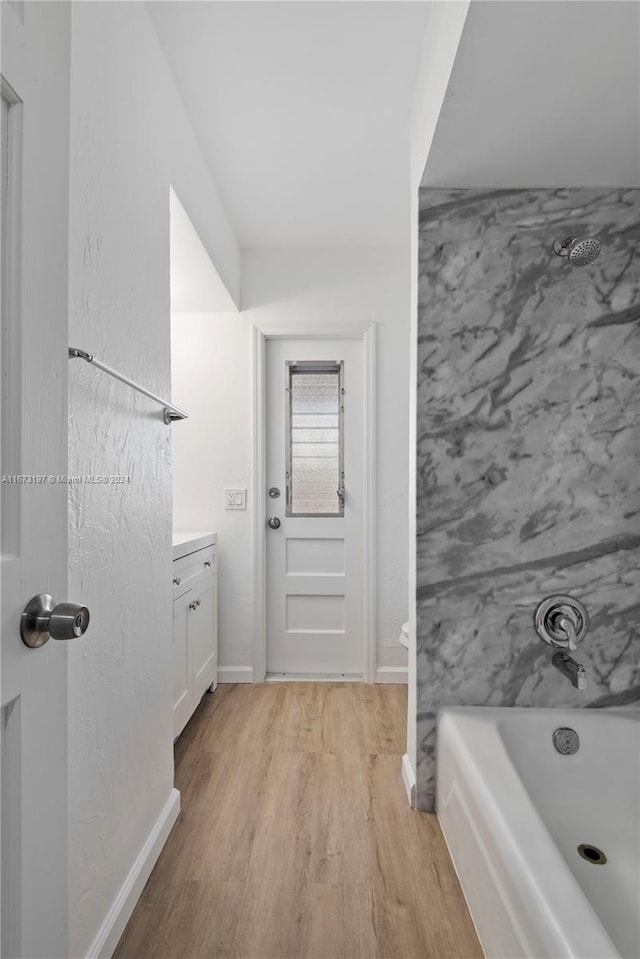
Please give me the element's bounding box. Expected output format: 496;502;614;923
217;666;254;683
86;788;181;959
402;753;416;808
218;666;406;685
265;672;363;683
375;666;408;684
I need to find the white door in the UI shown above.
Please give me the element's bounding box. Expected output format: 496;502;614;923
1;5;75;957
265;338;363;677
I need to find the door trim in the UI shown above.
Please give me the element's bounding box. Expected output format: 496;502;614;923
251;323;377;683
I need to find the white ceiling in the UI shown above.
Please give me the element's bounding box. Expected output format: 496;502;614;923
149;1;432;250
423;1;640;188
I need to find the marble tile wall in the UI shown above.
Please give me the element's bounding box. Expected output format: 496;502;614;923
417;188;640;809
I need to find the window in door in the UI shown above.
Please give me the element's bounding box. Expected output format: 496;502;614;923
285;360;344;517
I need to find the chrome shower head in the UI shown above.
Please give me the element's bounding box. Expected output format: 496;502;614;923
553;236;601;267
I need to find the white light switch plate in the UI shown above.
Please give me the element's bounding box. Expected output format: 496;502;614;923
224;488;247;510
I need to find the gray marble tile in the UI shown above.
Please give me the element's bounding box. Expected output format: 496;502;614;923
416;187;640;810
417;188;640;585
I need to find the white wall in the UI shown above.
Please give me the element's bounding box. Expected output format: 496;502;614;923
171;312;254;679
172;250;410;681
67;3;239;955
170;188;238;313
406;1;470;801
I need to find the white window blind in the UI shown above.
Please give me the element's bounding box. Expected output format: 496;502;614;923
286;361;344;516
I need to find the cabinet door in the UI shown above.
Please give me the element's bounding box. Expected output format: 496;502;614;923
190;575;217;699
173;589;193;739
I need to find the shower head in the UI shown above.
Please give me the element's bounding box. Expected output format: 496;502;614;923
553;236;601;267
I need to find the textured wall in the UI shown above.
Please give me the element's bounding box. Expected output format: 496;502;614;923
66;3;238;954
416;188;640;809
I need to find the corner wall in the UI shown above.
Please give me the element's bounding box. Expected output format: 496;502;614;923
407;0;470;801
172;250;410;681
416;188;640;809
67;4;239;954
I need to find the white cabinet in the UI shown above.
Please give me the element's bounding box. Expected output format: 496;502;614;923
172;533;218;739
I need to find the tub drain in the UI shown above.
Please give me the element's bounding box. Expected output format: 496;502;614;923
552;727;580;754
578;844;607;865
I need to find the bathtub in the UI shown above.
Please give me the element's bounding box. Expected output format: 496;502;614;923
436;707;640;959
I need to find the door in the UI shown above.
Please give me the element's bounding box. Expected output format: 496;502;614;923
1;4;73;956
265;338;363;677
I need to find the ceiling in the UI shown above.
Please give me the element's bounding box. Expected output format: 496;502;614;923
149;1;432;250
423;1;640;188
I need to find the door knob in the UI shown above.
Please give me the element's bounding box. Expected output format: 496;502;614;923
268;517;281;530
20;594;90;649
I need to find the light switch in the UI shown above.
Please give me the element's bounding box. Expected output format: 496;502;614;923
224;488;247;510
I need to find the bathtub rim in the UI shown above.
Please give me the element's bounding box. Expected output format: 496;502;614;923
436;705;627;959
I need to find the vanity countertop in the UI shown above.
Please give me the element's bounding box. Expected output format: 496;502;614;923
172;531;217;561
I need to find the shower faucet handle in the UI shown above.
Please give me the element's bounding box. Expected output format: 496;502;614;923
534;595;589;650
551;613;578;651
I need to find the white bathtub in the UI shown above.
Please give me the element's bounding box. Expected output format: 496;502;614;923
436;707;640;959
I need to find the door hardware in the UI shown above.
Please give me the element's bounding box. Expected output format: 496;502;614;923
20;594;90;649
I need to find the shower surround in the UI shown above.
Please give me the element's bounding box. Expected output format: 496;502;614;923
417;188;640;810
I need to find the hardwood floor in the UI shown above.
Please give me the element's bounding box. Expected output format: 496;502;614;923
114;683;482;959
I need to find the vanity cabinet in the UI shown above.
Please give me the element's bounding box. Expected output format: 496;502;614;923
172;533;218;739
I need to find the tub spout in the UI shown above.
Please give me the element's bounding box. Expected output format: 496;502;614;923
552;651;587;690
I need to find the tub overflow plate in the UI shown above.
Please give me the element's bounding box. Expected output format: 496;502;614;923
578;844;607;865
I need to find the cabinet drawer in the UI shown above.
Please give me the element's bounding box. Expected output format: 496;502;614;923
172;546;216;599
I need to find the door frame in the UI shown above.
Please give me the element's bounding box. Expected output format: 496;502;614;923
251;322;377;683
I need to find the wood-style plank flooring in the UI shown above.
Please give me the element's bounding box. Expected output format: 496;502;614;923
114;683;482;959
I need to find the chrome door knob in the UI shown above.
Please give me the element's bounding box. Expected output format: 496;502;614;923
268;516;281;530
21;594;90;649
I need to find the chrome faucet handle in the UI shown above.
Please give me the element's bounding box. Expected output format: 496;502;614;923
551;613;578;651
535;596;589;649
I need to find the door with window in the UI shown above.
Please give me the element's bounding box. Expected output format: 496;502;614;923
265;338;363;677
2;5;73;956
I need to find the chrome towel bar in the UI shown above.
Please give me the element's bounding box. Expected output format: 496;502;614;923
69;348;188;424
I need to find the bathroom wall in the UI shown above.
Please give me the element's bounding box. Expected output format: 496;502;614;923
171;311;254;680
172;249;410;681
416;187;640;809
67;3;239;955
406;0;470;800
